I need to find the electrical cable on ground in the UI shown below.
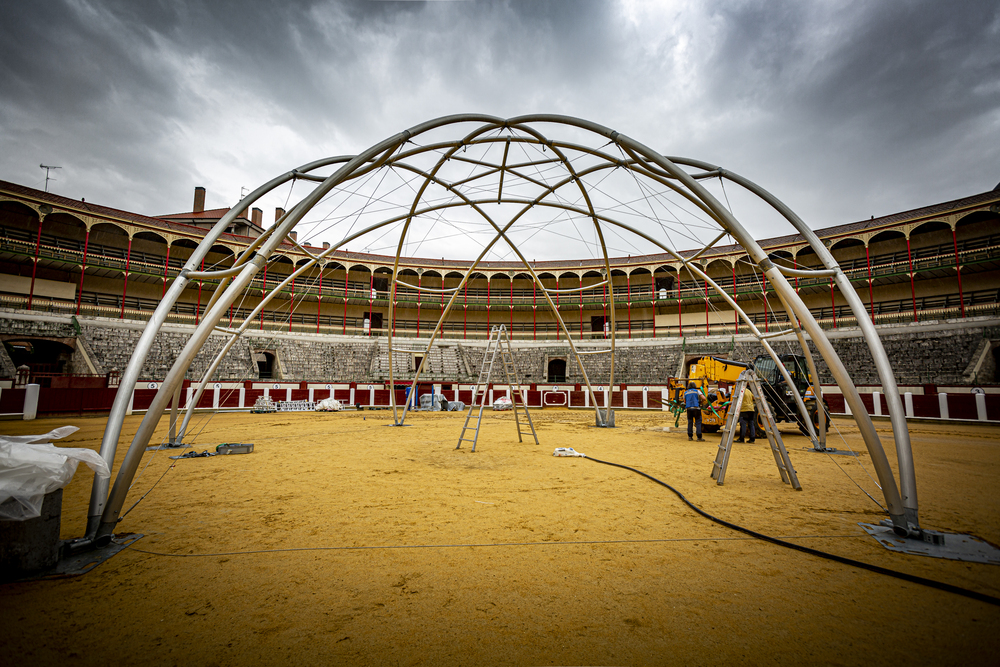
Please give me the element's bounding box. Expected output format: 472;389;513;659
582;455;1000;608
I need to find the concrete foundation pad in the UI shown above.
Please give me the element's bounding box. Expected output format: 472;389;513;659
10;534;144;582
860;523;1000;564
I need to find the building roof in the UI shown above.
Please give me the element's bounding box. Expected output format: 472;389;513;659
2;178;998;270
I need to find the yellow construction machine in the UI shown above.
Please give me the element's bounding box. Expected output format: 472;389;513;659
665;355;827;435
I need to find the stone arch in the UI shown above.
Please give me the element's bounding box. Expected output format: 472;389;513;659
546;357;567;383
704;258;732;285
954;210;998;245
909;219;951;237
3;337;77;376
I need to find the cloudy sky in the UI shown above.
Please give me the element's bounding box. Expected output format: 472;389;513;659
1;0;998;246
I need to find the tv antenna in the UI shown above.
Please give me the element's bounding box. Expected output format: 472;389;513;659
240;186;249;199
39;164;61;192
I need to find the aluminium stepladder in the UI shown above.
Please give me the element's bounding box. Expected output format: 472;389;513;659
711;368;801;490
456;325;539;452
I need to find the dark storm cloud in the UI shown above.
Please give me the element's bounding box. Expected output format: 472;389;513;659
0;0;997;235
697;0;1000;220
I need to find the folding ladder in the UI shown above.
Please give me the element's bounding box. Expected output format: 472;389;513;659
456;325;539;452
712;369;801;490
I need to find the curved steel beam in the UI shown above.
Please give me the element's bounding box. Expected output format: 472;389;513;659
667;156;916;527
94;113;915;540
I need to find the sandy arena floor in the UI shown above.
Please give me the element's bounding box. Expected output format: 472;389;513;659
2;408;1000;665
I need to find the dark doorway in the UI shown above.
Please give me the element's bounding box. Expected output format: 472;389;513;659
366;312;384;329
414;355;423;372
3;339;74;374
256;351;276;379
547;358;567;383
591;316;607;338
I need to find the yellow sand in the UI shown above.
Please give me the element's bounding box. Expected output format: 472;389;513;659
2;410;999;665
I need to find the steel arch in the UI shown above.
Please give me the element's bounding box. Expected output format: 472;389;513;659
88;114;917;540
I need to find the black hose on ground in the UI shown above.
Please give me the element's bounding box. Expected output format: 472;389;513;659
584;455;1000;608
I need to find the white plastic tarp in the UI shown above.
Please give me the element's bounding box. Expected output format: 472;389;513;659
315;397;344;411
0;426;110;521
493;396;513;411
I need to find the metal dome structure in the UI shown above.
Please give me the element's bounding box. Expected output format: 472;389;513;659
85;114;919;540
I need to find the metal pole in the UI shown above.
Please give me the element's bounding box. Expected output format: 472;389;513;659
733;263;738;333
830;277;837;328
167;382;182;446
626;271;631;338
194;257;202;324
162;244;170;298
288;272;295;333
651;272;656;338
76;228;89;315
95;130;408;537
668;158;915;528
27;212;45;310
86;157;347;537
260;263;266;329
343;265;349;334
606;140;907;529
907;235;917;322
866;244;875;320
316;263;323;334
676;268;682;336
952;226;965;318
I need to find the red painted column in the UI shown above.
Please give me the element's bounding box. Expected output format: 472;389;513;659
463;280;467;339
704;276;709;336
626;272;632;339
906;236;917;322
162;244;170;298
762;272;768;333
288;274;296;332
677;270;683;337
579;276;583;340
260;264;267;329
416;273;421;337
486;276;491;336
368;272;374;336
732;264;738;333
651;273;656;338
865;245;875;320
316;264;323;333
76;228;90;315
533;279;537;340
830;277;837;329
27;214;44;310
511;277;514;334
120;236;134;320
555;277;559;340
193;256;202;324
342;266;349;334
952;227;965;317
791;256;800;327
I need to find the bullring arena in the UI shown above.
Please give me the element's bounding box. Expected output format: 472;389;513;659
2;116;1000;664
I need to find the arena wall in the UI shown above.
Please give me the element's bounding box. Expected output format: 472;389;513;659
2;308;995;388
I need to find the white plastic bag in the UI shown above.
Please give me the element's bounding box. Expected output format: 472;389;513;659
492;396;513;411
315;397;343;412
0;426;110;521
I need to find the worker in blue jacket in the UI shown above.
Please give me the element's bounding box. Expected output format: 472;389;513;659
684;382;705;441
